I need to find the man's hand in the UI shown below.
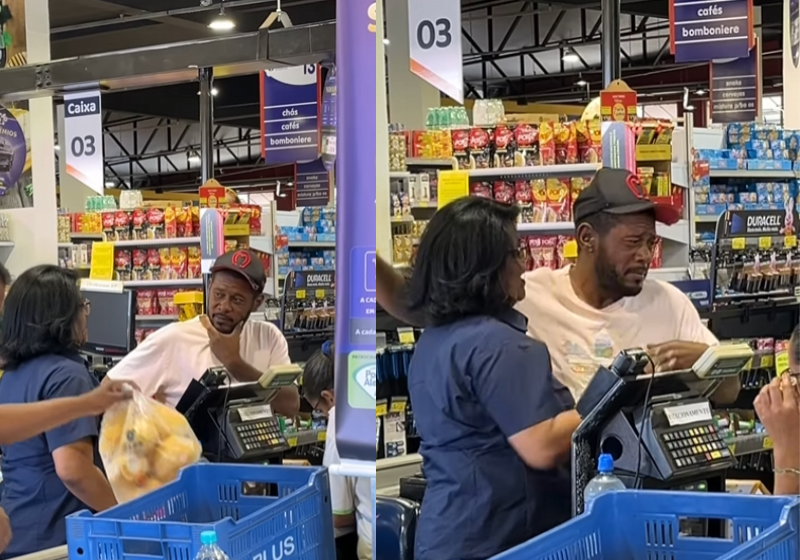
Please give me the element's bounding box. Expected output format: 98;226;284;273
79;380;137;415
201;315;244;368
0;507;11;554
648;341;709;372
755;376;800;453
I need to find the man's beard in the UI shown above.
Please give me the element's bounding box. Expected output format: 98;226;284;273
595;245;644;299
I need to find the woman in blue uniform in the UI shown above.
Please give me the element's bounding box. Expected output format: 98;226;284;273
0;265;118;558
406;197;581;560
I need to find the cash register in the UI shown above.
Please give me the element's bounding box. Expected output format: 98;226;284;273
179;364;303;463
573;344;754;519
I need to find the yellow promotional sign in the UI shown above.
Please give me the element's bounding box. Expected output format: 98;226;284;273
89;242;115;280
437;170;470;208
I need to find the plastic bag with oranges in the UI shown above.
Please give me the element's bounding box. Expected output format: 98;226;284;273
99;390;202;503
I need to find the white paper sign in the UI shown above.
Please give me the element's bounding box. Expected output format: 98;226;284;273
407;0;464;103
63;91;104;195
664;401;713;427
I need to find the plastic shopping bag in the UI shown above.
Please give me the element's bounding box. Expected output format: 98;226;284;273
99;389;202;503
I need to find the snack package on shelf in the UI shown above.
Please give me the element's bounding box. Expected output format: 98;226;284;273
99;390;202;503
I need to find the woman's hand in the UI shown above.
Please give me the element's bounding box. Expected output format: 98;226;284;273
79;380;138;415
755;376;800;452
0;507;11;553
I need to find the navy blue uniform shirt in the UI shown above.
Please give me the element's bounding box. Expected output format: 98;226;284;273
0;352;101;558
408;310;575;560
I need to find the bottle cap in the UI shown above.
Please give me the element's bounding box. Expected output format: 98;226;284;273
200;531;217;545
597;453;614;473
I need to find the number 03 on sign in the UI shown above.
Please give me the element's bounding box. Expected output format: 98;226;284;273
407;0;464;103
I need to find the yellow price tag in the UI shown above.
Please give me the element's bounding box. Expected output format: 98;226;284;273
398;330;415;345
731;238;746;250
376;402;388;417
786;235;798;248
758;236;772;249
390;401;407;413
317;431;326;442
89;242;116;280
763;436;774;450
776;350;790;376
437;170;470;209
287;437;298;448
315;289;326;299
296;289;306;300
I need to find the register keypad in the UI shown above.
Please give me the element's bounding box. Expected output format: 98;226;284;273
661;425;731;469
236;420;286;452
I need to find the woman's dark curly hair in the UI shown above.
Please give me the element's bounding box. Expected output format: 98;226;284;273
0;265;85;370
303;341;334;402
407;196;520;326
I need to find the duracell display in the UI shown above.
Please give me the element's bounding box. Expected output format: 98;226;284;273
280;270;335;334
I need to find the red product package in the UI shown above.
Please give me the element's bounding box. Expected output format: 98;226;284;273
102;212;116;241
514;181;533;205
114;211;131;241
470;182;493;198
132;249;148;281
514;124;540;167
131;209;148;240
528;237;544;269
493;181;514;204
531;180;548;223
452;129;471;170
158;289;178;316
650;239;663;269
135;328;146;346
136;290;157;315
146;208;165;239
468;128;493;169
493;126;515;168
555;122;579;165
147;249;161;280
171;247;189;279
518;237;532;271
115;249;132;282
546;179;570;222
187;247;202;279
540;236;559;269
158;248;172;280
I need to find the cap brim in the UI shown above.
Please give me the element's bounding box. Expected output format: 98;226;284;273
604;201;682;226
210;265;261;291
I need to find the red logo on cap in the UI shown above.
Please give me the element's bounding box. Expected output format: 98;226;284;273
231;250;252;269
626;174;646;199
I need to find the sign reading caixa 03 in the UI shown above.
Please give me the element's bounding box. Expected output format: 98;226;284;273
64;91;104;195
725;209;800;237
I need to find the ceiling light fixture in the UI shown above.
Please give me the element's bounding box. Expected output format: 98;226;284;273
576;79;587;87
209;3;235;31
696;88;707;95
188;150;201;164
197;87;219;96
562;48;580;63
105;180;116;188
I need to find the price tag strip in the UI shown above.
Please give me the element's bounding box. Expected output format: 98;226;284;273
407;0;464;103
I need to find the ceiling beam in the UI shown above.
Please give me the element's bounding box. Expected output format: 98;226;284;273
55;0;210;33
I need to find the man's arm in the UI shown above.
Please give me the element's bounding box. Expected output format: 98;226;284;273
376;256;423;327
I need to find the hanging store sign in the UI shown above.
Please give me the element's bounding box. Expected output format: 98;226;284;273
407;0;464;103
710;46;758;123
63;91;104;195
320;67;337;171
295;159;330;207
0;106;25;196
260;65;321;165
333;0;377;463
669;0;753;62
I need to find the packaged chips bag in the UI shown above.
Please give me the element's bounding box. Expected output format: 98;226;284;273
99;389;202;503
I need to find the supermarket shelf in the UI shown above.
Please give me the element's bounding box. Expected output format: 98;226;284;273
249;236;274;255
286;241;335;249
389;171;411;179
696;215;722;223
406;158;454;168
113;237;201;247
135;315;179;322
709;169;797;179
517;222;575;234
469;163;599;179
377;454;423;496
648;267;690;282
0;241;14;248
726;433;773;456
658;220;690;245
123;279;203;288
70;233;103;240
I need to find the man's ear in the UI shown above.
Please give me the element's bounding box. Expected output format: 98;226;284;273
576;223;596;253
252;292;266;311
321;389;335;406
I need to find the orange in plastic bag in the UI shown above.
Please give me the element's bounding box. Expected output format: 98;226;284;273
99;390;202;503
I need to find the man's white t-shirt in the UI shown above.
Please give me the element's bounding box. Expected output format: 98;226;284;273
323;407;373;548
516;267;718;398
108;317;291;407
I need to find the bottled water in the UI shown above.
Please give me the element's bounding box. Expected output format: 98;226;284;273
195;531;230;560
583;453;626;508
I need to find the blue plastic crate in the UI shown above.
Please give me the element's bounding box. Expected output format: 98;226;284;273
491;491;799;560
66;464;335;560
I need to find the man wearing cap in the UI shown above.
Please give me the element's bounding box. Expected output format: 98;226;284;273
377;168;738;403
106;249;300;416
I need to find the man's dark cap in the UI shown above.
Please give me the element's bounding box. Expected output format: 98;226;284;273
211;249;266;292
573;168;681;226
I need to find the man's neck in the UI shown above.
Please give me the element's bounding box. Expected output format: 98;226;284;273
569;262;622;309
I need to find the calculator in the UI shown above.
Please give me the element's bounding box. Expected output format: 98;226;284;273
661;424;732;471
225;404;289;460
